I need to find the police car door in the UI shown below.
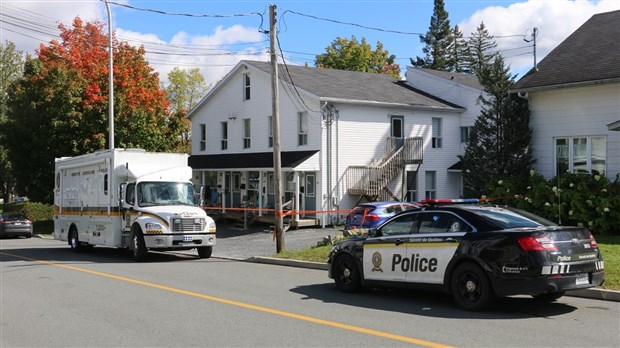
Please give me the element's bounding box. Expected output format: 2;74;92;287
363;213;417;283
404;211;470;284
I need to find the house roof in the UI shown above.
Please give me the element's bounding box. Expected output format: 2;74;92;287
243;60;463;110
513;10;620;92
188;150;319;170
415;68;484;90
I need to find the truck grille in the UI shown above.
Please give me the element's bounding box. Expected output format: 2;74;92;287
171;218;205;232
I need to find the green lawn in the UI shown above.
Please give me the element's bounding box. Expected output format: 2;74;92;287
273;235;620;291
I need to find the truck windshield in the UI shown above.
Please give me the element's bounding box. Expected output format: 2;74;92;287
137;182;198;207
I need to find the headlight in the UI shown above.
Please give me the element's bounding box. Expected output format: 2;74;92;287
145;222;163;230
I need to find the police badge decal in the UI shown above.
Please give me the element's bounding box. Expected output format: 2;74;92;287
371;252;383;272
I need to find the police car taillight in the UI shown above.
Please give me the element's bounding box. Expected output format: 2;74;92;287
517;236;558;252
588;232;599;248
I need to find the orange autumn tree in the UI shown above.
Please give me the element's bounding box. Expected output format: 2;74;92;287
6;17;184;202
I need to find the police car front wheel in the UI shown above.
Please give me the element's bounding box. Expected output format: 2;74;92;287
333;254;361;293
450;263;496;311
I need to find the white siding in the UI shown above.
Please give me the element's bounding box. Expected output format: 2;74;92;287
528;83;620;180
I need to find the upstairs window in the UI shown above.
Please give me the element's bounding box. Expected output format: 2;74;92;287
460;126;475;143
432;117;442;148
243;73;251;100
199;123;206;151
243;118;251;149
298;112;308;146
221;122;228;150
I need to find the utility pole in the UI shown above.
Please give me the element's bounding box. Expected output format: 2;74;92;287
269;4;284;252
525;27;538;72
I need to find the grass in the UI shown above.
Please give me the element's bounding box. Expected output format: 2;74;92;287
272;235;620;291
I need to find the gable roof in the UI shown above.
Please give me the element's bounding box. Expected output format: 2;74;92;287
186;60;464;119
513;10;620;92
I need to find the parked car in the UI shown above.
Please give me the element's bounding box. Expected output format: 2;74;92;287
344;201;421;230
329;199;605;311
0;212;33;238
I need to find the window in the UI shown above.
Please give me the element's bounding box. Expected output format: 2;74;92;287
268;115;273;148
305;174;315;197
555;136;606;176
233;173;241;192
221;122;228;150
103;174;108;195
425;171;436;200
199;123;206;151
391;116;404;138
460;126;475;143
406;171;417;202
243;73;251;100
298;112;308;146
380;213;418;236
432;118;442;148
267;173;275;194
243;119;251;149
419;212;472;233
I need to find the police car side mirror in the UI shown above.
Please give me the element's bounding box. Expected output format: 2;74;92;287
368;228;380;238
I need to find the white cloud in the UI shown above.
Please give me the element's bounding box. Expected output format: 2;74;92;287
117;25;267;86
1;0;104;53
458;0;620;77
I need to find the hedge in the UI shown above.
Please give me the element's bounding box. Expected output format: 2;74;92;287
483;171;620;235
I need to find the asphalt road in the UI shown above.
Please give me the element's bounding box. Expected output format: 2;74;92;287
2;235;620;348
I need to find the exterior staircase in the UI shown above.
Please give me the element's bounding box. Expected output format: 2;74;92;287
346;137;423;202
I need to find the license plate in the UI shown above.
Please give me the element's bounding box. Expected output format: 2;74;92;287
575;274;590;285
14;222;22;225
183;235;193;242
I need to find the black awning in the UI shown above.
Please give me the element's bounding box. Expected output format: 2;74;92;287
189;150;319;170
448;160;463;172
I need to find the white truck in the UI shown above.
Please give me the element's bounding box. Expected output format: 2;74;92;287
53;148;216;261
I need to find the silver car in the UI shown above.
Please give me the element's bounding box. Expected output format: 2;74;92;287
0;212;33;238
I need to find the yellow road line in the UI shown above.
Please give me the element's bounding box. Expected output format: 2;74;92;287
1;251;454;348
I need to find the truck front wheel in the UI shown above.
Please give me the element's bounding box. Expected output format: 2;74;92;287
197;246;213;259
131;228;148;262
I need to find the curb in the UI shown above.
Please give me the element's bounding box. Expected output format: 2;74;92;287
249;257;619;302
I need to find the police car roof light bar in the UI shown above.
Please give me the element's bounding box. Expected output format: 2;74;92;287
420;198;480;205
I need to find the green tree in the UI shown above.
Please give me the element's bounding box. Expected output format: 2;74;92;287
166;67;209;153
315;36;400;78
413;0;453;70
166;67;208;114
468;22;498;74
5;17;176;203
447;25;470;73
459;55;533;197
0;41;25;203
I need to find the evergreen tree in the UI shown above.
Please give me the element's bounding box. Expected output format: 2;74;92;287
447;25;470;73
468;22;498;74
459;55;533;197
413;0;453;70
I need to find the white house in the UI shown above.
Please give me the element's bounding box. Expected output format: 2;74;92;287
512;10;620;181
186;60;481;227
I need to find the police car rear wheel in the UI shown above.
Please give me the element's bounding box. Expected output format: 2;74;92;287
333;254;361;292
451;263;495;311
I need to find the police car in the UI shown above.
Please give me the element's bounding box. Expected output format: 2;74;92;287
327;199;605;311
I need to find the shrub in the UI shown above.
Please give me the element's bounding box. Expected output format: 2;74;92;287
4;201;53;222
484;171;619;235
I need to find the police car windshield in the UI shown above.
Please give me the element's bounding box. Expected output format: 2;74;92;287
137;182;197;207
473;207;552;229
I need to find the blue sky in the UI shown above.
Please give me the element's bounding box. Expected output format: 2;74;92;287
2;0;619;85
